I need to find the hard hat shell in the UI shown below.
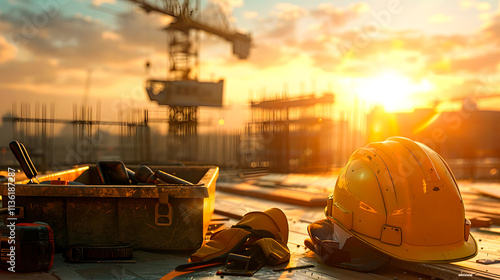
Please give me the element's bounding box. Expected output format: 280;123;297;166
326;136;477;263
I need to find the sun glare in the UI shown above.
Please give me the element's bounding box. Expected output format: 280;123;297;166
355;72;433;112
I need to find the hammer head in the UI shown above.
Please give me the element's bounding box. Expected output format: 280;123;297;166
135;165;154;183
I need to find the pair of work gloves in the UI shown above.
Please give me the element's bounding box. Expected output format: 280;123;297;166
176;208;290;275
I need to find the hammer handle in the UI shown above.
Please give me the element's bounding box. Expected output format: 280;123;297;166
155;170;193;185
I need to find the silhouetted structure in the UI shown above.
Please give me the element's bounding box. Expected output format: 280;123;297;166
1;103;241;173
245;93;344;173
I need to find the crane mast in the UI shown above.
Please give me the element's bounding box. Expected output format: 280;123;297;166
126;0;251;137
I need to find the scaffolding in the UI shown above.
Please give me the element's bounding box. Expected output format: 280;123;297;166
9;103;55;171
2;103;241;172
244;93;342;173
4;103;153;171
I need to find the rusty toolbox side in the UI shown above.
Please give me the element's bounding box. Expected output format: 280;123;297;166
0;166;218;251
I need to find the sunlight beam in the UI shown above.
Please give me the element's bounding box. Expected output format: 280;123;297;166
355;71;433;112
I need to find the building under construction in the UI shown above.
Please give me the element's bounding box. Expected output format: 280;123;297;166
243;93;344;173
0;102;243;174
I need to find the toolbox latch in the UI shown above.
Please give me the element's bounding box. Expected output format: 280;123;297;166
155;193;172;226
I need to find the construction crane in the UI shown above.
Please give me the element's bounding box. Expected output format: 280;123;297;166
125;0;251;136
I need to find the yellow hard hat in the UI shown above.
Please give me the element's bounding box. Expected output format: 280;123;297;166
326;136;477;263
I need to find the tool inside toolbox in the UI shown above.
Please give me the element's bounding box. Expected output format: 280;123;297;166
9;140;194;186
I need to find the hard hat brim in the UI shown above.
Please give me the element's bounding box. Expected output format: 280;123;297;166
328;216;478;263
307;219;391;271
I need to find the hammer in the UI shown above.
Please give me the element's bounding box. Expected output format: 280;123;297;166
135;166;193;185
9;140;39;184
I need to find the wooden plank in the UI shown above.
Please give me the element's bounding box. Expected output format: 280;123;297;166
214;191;326;222
466;205;500;217
391;259;500;280
466;211;498;227
429;231;500;279
462;184;500;226
217;182;327;207
471;184;500;200
463;195;500;208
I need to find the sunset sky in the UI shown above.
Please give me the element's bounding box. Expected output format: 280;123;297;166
1;0;499;129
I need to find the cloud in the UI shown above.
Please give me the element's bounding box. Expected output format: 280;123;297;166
252;3;307;45
482;12;500;43
247;42;291;68
241;2;478;76
451;51;500;72
0;7;164;68
115;11;166;51
197;0;244;34
198;0;499;80
311;2;369;27
461;0;475;9
0;5;168;92
461;0;493;11
203;0;244;26
0;35;17;63
244;11;258;19
476;1;492;11
101;30;120;41
212;2;372;71
428;14;454;24
275;3;307;21
2;0;499;106
91;0;116;7
309;52;342;72
311;30;489;76
210;0;244;9
0;59;60;85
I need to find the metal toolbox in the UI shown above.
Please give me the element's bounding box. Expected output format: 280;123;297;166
0;165;218;251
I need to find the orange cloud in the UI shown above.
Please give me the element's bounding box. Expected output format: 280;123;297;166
1;0;499;116
244;11;258;19
482;12;500;42
430;58;452;74
275;3;307;21
91;0;116;6
311;2;369;27
212;0;244;9
102;31;120;41
0;36;17;63
452;51;500;72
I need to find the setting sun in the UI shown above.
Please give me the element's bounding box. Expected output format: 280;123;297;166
355;72;433;112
